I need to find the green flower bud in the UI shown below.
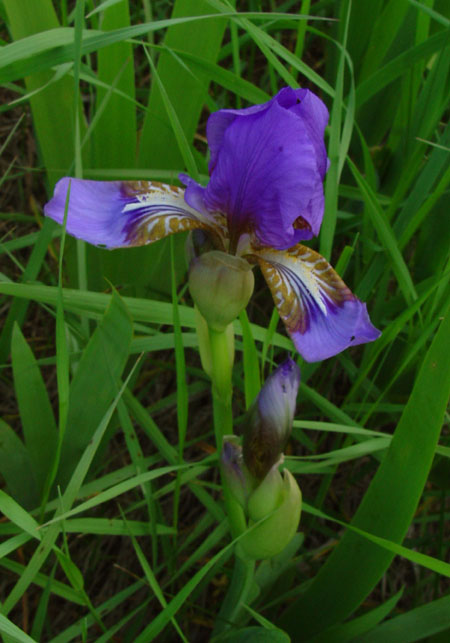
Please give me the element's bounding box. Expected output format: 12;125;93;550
240;468;302;560
247;463;284;521
188;250;254;332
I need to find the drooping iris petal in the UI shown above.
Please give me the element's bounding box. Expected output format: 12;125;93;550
251;245;381;362
190;87;329;247
44;178;221;249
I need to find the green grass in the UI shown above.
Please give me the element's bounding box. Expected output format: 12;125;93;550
0;0;449;641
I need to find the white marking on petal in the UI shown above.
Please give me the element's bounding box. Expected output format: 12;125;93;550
119;180;226;247
250;244;355;335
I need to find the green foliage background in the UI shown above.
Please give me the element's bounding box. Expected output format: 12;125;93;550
0;0;449;641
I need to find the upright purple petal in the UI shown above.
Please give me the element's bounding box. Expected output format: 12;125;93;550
44;178;219;249
204;102;319;249
185;87;329;250
253;245;381;362
283;88;329;178
207;99;273;173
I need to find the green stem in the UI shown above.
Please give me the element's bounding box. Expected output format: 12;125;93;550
213;551;256;637
207;323;256;634
209;326;233;447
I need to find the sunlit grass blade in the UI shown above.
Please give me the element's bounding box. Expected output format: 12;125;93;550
138;0;229;170
0;280;293;349
0;613;38;642
3;0;83;187
355;28;450;108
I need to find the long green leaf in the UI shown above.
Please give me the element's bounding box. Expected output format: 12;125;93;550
355;594;450;643
279;306;450;638
11;323;57;500
56;290;133;489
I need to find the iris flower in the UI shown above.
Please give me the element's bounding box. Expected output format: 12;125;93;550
44;87;380;361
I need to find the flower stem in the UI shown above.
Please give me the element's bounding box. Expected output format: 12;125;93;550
213;550;256;636
207;324;256;633
208;327;233;447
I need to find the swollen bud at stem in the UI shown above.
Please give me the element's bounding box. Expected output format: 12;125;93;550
240;468;302;560
188;250;254;332
243;358;300;480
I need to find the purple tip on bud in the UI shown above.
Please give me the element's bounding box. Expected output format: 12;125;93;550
243;358;300;480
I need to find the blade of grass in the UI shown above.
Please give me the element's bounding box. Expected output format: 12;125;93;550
239;309;261;408
279;306;450;638
11;323;58;502
355;594;450;643
347;157;417;305
320;0;352;259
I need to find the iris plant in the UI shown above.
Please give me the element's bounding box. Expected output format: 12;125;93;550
45;87;380;361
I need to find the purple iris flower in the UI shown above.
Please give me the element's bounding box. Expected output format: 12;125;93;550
44;87;380;362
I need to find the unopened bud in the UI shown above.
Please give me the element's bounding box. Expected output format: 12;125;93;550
243;359;300;480
247;463;284;521
188;250;254;332
220;439;252;509
240;468;302;560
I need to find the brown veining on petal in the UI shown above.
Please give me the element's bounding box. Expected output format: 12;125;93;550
126;214;217;246
258;257;306;334
287;245;354;307
122;180;184;198
253;244;356;337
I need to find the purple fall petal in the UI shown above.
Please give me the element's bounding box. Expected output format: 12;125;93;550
290;298;381;362
44;178;127;247
44;177;216;249
255;245;381;362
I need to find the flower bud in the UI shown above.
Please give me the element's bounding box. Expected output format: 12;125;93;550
220;439;253;509
188;250;254;332
240;468;302;560
247;462;284;521
243;359;300;480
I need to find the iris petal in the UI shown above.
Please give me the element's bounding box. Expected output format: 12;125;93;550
200;88;329;246
44;178;220;249
251;245;381;362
